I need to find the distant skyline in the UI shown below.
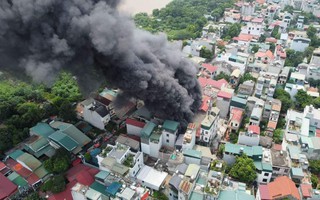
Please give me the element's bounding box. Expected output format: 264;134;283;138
118;0;172;15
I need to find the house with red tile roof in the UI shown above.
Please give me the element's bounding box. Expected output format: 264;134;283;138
266;37;277;43
255;50;274;64
200;63;218;79
256;176;301;200
229;108;244;132
233;34;255;45
0;173;17;200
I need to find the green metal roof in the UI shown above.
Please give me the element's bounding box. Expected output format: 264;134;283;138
90;181;109;196
218;190;255;200
225;143;262;158
231;96;247;108
9;150;25;160
30;123;55;138
183;149;202;159
16;153;42;171
149;128;162;142
262;163;273;172
49;131;78;151
140;122;157;138
163;120;179;133
95;170;110;180
291;167;304;177
7;172;28;187
27;137;49;152
52;121;91;146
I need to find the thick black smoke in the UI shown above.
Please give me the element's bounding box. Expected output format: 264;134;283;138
0;0;202;125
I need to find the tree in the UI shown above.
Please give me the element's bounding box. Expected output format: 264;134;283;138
311;174;319;189
285;49;304;67
251;45;260;53
258;35;266;43
44;149;71;174
41;175;66;194
239;73;257;85
274;88;293;114
309;160;320;175
200;47;213;60
24;192;44;200
271;26;279;38
84;152;92;162
307;25;317;39
273;129;283;144
51;72;82;102
229;154;257;185
215;72;230;82
295;90;313;111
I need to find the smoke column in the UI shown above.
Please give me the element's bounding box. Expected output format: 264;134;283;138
0;0;202;125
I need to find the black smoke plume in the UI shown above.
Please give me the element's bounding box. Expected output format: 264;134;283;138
0;0;202;125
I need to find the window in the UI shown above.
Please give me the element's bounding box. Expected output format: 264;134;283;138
284;169;289;173
262;178;268;182
166;133;169;137
264;172;269;176
166;139;169;143
273;167;280;171
257;28;259;30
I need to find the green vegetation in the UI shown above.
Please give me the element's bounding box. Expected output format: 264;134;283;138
239;73;257;85
309;160;320;175
210;159;226;172
271;26;280;39
215;72;230;82
134;0;235;40
43;147;71;174
251;45;260;53
221;23;242;41
285;49;304;67
294;90;313;111
123;154;135;168
0;72;81;156
229;154;257;185
24;192;44;200
200;46;214;60
311;174;319;189
274;88;293;114
273;129;283;144
151;191;168;200
41;174;66;194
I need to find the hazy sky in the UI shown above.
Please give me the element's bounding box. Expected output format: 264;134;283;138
118;0;172;15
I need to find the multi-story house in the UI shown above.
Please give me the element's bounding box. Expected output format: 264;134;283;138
199;107;220;146
216;91;232;119
270;149;291;178
162;120;180;148
229;108;244;133
240;18;264;37
97;143;144;178
250;105;263;126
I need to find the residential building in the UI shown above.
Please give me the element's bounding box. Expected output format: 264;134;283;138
137;165;168;191
162;120;180;148
278;67;291;85
240;2;255;16
256;176;301;200
199;63;218;79
240;18;264;37
250;105;263;126
178;164;201;200
48;121;91;154
224;9;241;23
238;80;255;96
228;108;244;133
97;143;144;177
0;173;18;200
296;15;304;29
175;123;197;151
223;143;263;165
80;99;110;130
229;69;241;88
285;83;305;100
255;148;273;183
270;149;291;178
238;125;260;146
216;91;232;119
299;184;320;200
199;107;220;146
310;48;320;65
290;72;305;86
290;37;311;52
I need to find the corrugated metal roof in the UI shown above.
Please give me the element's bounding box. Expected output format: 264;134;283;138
185;164;200;178
140;122;156;138
30;123;55;138
183;149;202;159
49;131;78;151
16;153;42;171
163;120;179;133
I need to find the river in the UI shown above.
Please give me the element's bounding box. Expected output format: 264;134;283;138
118;0;172;15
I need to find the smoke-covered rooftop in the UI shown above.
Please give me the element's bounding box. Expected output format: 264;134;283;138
0;0;202;125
